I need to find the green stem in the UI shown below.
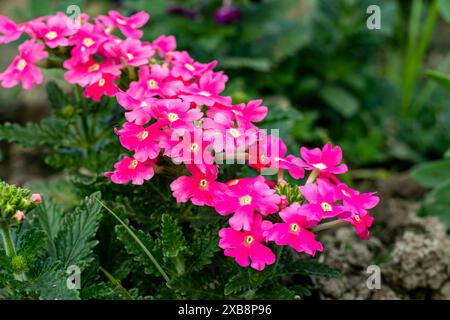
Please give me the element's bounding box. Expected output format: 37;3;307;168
311;219;346;232
305;170;319;184
94;197;172;285
99;266;134;300
0;221;16;257
401;0;438;117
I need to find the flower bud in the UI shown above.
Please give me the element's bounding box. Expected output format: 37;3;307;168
31;193;42;204
14;210;25;221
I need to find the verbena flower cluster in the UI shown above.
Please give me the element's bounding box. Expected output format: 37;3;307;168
0;11;379;271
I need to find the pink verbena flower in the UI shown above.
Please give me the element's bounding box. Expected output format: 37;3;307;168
299;178;344;220
153;35;176;56
0;40;48;90
265;203;323;255
69;23;109;63
299;142;348;174
234;99;268;129
203;112;258;154
127;64;182;97
336;182;380;216
104;38;154;67
179;70;231;107
248;134;287;174
84;73;118;101
105;156;156;185
335;182;379;239
116;122;165;162
215;176;280;231
219;214;275;270
116;92;156;125
64;57;122;87
0;15;21;43
153;98;203;134
161;129;216;174
170;164;226;206
103;10;150;39
33;12;77;48
171;51;217;81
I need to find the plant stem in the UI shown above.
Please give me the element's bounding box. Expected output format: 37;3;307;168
94;197;172;285
401;0;438;117
0;221;16;257
305;170;319;184
99;266;134;300
311;219;346;232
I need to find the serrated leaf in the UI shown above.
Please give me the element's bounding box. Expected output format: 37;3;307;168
54;192;102;270
46;81;69;111
161;214;188;259
31;266;80;300
286;260;340;278
30;198;64;258
189;227;219;272
0;249;12;272
257;283;296;300
115;224;164;277
16;228;47;267
0;117;69;148
224;269;272;296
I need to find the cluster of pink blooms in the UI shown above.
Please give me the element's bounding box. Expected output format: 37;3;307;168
0;11;379;271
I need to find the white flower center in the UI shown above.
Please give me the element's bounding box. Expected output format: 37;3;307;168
128;159;138;169
45;31;58;40
244;235;254;246
313;163;327;170
320;202;332;212
16;59;27;71
184;63;195;71
228;128;240;138
199;179;208;189
137;131;149;141
83;38;95;47
239;195;252;206
98;78;106;87
147;79;158;89
167;113;179;122
289;223;300;233
88;63;100;72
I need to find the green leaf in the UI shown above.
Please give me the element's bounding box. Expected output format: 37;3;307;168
54;192;102;269
16;228;47;267
26;178;79;210
189;227;219;272
0;249;12;273
320;86;359;118
224;269;272;296
0;117;69;148
31;266;80;300
46;81;69;111
438;0;450;22
115;224;164;277
161;214;188;259
30;198;64;257
421;180;450;227
286;260;340;278
427;69;450;92
410;159;450;188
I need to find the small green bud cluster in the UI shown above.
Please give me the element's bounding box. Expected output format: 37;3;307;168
275;183;304;204
0;181;36;223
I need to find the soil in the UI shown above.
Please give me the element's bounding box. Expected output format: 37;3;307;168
314;173;450;300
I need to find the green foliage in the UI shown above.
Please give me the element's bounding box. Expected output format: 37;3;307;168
53;192;102;270
161;214;189;259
